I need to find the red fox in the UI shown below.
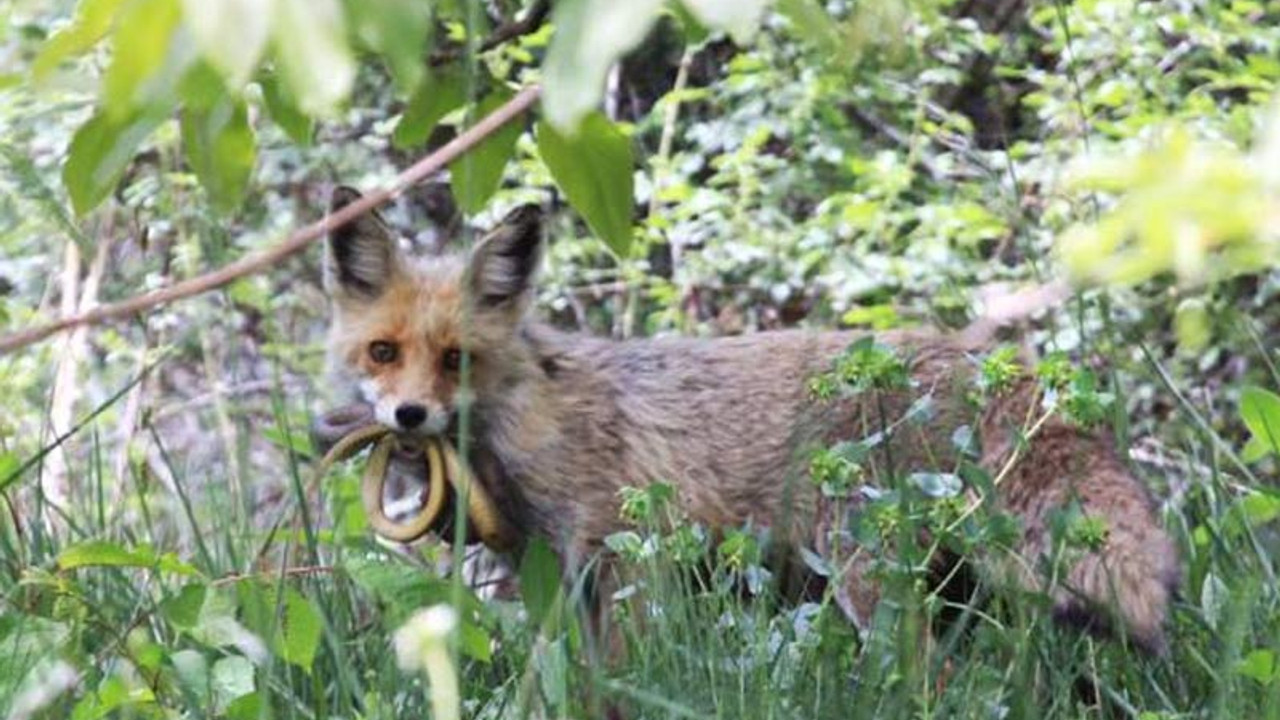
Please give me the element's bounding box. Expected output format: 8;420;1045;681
320;187;1179;652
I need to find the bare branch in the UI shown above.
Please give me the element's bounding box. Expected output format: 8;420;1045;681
0;84;543;356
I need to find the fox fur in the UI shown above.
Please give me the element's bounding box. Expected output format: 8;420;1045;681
321;187;1179;652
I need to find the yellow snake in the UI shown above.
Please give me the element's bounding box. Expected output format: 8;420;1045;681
315;408;515;550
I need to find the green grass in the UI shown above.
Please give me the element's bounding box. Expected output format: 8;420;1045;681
2;355;1279;720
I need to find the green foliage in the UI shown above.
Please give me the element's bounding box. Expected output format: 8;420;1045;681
5;0;1280;717
1241;385;1280;461
449;89;523;215
1059;124;1280;288
180;95;255;213
811;336;912;397
536;112;636;257
979;345;1023;395
392;68;466;150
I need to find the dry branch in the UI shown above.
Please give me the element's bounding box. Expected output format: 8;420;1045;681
0;84;543;356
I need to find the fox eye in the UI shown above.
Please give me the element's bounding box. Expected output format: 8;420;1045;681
441;348;463;372
368;340;399;364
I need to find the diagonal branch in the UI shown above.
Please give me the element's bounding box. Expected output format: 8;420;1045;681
0;84;542;356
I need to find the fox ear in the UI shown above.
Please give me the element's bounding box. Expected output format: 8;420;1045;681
468;204;544;310
325;186;401;300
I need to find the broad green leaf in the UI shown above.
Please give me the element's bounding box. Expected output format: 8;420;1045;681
259;70;313;145
1242;492;1280;528
271;0;355;116
345;558;492;661
1201;572;1228;630
393;68;466;150
162;584;209;628
33;0;128;79
909;472;963;499
103;0;185;119
1174;297;1211;354
211;656;256;712
519;537;561;630
460;621;493;664
342;0;432;94
191;589;268;663
181;0;272;88
0;452;18;485
58;540;198;574
542;0;663;132
278;589;322;672
536;112;634;257
170;649;210;697
181;96;256;213
225;692;266;720
69;674;155;720
63;109;167;216
776;0;844;58
1241;385;1280;460
451;90;523;214
680;0;770;44
58;540;155;569
1239;649;1277;685
1243;436;1271;463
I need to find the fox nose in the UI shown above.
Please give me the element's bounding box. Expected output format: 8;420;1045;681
394;403;428;430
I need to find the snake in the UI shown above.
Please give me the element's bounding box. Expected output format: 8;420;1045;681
312;404;516;550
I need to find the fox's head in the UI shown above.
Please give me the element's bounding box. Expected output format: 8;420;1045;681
323;187;543;435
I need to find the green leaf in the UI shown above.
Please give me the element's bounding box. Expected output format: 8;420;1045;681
345;558;492;661
1174;297;1211;354
278;589;322;672
162;584;209;628
1239;649;1276;685
342;0;432;94
102;0;184;119
536;112;634;257
271;0;355;116
1241;385;1280;460
225;692;265;720
58;540;154;569
1242;492;1280;528
63;109;167;216
450;90;524;215
519;537;562;630
776;0;848;60
180;0;271;87
211;656;256;712
459;622;493;664
32;0;127;79
542;0;664;132
0;452;18;484
259;70;314;146
909;472;963;499
181;96;256;213
58;540;198;574
393;68;466;150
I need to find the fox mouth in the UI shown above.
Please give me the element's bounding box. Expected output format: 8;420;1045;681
311;402;489;542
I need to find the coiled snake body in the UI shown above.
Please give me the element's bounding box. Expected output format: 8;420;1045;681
312;404;516;550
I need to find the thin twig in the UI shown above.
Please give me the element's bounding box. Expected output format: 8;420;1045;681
430;0;551;66
210;564;336;588
0;84;542;356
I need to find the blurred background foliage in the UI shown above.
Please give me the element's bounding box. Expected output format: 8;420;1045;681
1;0;1280;717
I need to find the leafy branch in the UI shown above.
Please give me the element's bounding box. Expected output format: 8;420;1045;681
0;85;542;356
